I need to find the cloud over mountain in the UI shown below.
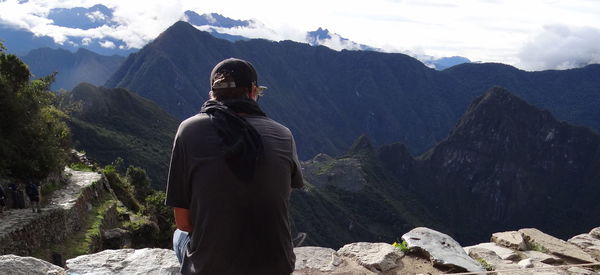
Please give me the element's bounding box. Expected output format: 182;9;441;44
518;25;600;71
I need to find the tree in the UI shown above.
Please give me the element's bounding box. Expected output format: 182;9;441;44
0;44;71;180
126;165;152;202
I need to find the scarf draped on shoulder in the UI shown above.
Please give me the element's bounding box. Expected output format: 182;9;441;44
200;98;266;182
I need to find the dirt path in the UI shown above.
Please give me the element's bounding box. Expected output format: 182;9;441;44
0;168;102;239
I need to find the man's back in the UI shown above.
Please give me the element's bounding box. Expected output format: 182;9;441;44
166;113;303;274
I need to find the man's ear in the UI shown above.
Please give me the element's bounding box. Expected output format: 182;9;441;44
208;90;214;99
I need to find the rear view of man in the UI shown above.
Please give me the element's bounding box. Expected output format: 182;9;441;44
165;58;304;275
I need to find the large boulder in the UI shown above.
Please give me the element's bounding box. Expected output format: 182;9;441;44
567;233;600;261
65;248;179;275
402;227;485;273
491;231;527;251
0;255;65;275
519;228;596;263
464;242;519;261
336;242;402;272
294;246;341;272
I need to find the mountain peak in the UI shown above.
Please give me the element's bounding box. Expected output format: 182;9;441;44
183;11;251;28
348;135;375;155
455;86;553;133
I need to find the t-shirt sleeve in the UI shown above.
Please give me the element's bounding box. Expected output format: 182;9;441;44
165;133;190;208
290;135;305;189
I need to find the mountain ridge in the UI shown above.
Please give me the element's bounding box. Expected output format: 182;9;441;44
105;21;600;161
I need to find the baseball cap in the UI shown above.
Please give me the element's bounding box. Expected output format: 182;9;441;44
210;58;267;92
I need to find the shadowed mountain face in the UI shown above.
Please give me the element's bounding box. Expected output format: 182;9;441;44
105;21;600;161
412;87;600;244
299;87;600;247
60;83;180;188
22;48;125;91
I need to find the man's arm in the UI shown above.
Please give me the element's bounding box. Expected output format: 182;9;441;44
290;135;305;189
174;207;193;232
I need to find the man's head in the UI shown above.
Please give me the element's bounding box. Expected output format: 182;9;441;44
209;58;266;101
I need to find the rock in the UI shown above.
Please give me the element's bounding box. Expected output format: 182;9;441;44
294;246;341;272
568;233;600;260
518;258;534;268
467;247;503;266
336;242;402;272
102;228;132;249
402;227;485;273
521;250;563;264
0;254;65;275
567;266;598;275
591;227;600;239
492;231;528;251
519;228;596;263
464;242;520;260
65;248;179;275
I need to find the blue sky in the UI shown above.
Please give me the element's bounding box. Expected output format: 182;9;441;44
1;0;600;70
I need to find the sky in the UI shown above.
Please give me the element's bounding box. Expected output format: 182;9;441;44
1;0;600;71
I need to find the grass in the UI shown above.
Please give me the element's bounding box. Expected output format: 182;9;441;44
392;240;410;253
69;162;93;172
31;197;117;263
476;258;494;271
40;179;67;199
529;242;550;253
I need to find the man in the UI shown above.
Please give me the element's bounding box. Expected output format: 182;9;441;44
165;58;304;275
26;180;41;213
0;184;5;216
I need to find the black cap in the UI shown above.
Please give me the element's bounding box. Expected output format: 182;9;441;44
210;58;265;90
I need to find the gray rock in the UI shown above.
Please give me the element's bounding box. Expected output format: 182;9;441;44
467;247;502;265
336;242;402;272
294;246;341;272
521;250;563;264
66;248;180;275
492;231;528;251
102;228;132;249
567;266;598;275
464;242;520;260
518;258;534;268
466;247;532;275
402;227;485;273
591;227;600;239
568;233;600;260
0;255;65;275
519;228;596;263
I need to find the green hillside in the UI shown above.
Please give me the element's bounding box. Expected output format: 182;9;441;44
60;83;180;188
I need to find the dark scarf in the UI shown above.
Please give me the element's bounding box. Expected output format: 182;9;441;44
200;98;266;182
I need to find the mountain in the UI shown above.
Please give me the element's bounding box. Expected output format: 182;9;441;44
291;140;445;248
22;48;125;91
181;11;466;68
427;56;471;70
105;21;600;161
411;87;600;244
60;83;180;188
295;87;600;247
306;27;376;51
47;4;116;30
184;11;251;28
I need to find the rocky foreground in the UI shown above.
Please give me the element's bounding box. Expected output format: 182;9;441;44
1;226;599;275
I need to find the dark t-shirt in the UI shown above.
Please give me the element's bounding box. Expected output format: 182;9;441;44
165;113;304;275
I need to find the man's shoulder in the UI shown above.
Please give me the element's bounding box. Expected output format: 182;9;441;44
248;116;293;136
178;113;211;130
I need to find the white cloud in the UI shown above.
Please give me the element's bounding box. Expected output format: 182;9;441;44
86;10;106;22
1;0;600;70
517;25;600;71
81;37;91;45
99;40;115;48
